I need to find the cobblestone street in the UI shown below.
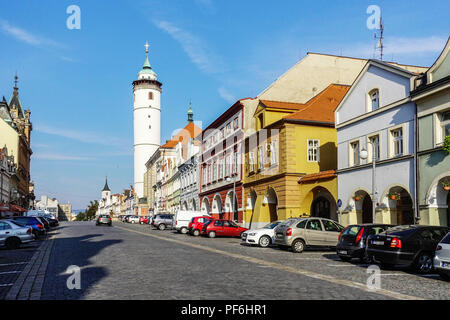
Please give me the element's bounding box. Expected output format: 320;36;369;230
0;221;438;300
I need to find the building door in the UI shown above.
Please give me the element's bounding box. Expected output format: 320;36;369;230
362;195;373;223
311;197;330;219
397;191;414;225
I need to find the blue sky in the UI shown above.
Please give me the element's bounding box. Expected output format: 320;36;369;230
0;0;448;210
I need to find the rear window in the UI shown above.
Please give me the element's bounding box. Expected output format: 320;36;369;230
441;233;450;244
342;226;362;236
384;225;418;237
9;220;27;227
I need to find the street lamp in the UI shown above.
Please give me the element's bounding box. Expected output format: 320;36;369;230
359;141;376;223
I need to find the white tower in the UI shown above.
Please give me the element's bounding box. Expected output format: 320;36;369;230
133;42;162;198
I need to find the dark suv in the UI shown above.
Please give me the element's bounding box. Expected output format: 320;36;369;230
151;214;174;230
367;225;450;273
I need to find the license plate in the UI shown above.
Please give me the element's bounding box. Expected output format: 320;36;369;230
372;240;384;246
338;250;348;255
441;262;450;269
277;234;283;238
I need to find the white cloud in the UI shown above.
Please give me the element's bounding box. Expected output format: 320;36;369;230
35;124;128;147
0;19;62;48
218;87;235;103
33;153;94;161
153;19;226;74
341;36;448;58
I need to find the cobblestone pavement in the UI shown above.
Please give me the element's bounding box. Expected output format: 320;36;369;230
0;233;47;299
40;221;450;300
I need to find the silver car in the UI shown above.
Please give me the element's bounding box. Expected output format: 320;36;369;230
0;219;34;249
274;217;344;253
434;232;450;281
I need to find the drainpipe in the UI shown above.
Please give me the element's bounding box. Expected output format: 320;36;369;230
414;103;420;224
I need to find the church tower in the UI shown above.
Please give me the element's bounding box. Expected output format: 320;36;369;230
132;42;162;198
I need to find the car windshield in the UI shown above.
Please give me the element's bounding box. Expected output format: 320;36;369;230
282;219;302;227
264;221;281;229
441;233;450;244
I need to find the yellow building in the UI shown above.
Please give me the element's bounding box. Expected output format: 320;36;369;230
243;84;349;228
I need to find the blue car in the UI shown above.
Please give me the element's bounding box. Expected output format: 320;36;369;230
12;216;46;237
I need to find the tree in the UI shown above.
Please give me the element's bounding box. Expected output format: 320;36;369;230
85;200;99;220
75;211;86;221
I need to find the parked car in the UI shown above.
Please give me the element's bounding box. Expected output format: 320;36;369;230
175;210;208;234
188;216;214;236
44;214;59;227
274;217;344;253
152;214;174;230
36;216;51;231
128;215;140;224
201;219;248;238
241;221;282;247
367;225;450;274
96;215;112;226
12;216;46;238
434;232;450;281
139;216;149;224
0;220;34;249
337;224;394;262
122;215;131;222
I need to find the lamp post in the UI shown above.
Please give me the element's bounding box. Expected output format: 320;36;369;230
360;141;377;223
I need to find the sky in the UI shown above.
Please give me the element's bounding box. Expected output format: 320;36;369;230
0;0;448;210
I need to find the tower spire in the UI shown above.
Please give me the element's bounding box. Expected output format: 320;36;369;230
187;101;193;123
103;176;110;191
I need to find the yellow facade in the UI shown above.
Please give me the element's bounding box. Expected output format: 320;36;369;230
243;106;339;227
0;118;19;164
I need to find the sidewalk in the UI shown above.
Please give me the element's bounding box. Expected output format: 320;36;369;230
5;230;56;300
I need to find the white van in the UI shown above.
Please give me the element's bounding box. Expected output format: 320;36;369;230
175;210;208;234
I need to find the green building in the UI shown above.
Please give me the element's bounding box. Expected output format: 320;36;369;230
412;37;450;226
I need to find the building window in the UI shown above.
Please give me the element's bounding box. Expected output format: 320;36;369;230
368;134;380;162
225;155;231;176
226;123;232;135
219;157;224;179
258;114;264;130
270;140;278;165
233;151;238;174
438;110;450;144
249;152;255;173
233;118;239;130
390;128;403;157
220;128;225;139
368;89;379;111
148;92;153;100
213;161;217;181
208;164;212;183
202;167;207;185
258;146;263;170
350;141;360;166
307;139;320;162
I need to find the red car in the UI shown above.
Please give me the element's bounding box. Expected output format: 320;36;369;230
139;216;149;224
188;216;213;236
201;219;248;238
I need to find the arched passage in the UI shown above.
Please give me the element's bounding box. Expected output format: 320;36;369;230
212;194;223;218
225;190;239;221
201;197;210;214
309;187;337;221
384;186;414;225
352;190;372;223
265;188;278;222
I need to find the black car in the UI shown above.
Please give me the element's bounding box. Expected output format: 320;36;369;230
367;225;450;273
44;215;59;227
337;224;394;263
36;217;51;230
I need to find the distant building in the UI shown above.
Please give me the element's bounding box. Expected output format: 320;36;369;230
35;195;59;218
58;203;72;221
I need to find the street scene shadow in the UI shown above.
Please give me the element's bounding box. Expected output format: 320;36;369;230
41;234;122;300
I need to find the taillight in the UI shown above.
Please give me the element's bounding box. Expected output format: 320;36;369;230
355;227;365;244
37;224;44;229
390;237;402;248
286;228;292;236
436;245;443;251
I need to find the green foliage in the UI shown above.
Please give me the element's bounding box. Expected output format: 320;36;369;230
442;180;450;188
75;212;86;221
443;135;450;153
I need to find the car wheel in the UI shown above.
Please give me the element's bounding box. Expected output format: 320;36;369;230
180;227;188;234
5;237;21;250
208;231;216;238
438;272;450;281
339;256;352;262
291;239;305;253
158;224;166;231
259;235;271;248
193;229;200;237
414;252;433;274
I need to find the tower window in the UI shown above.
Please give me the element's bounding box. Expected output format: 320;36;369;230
368;89;379;111
149;92;153;100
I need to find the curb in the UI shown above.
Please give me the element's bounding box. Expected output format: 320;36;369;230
4;230;56;300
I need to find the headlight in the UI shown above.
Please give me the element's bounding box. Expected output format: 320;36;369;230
248;232;256;236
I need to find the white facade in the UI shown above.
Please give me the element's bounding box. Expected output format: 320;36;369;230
35;195;59;217
133;44;162;198
335;60;420;226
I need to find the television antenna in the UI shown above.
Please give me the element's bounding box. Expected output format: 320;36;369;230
373;13;384;61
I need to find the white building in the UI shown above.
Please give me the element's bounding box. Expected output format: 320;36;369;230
98;177;112;216
336;59;427;226
133;42;162;199
35;195;59;218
